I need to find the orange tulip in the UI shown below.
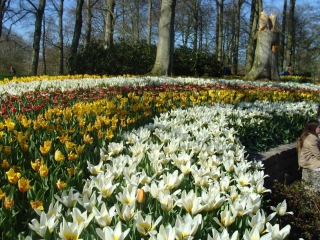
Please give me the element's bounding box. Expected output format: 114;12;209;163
136;189;146;203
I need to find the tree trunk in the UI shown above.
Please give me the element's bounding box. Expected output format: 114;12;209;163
217;0;224;62
58;0;64;75
192;0;199;51
285;0;295;68
232;0;243;75
244;31;280;80
149;0;176;76
29;0;46;76
104;0;115;48
70;0;84;56
279;0;287;72
0;0;8;38
147;0;152;45
42;12;46;75
84;0;92;47
245;0;261;74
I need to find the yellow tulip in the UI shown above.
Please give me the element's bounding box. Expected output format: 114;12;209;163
20;116;31;128
65;141;75;151
0;131;5;139
67;167;76;176
1;159;9;170
40;140;52;155
58;134;71;144
3;145;11;155
30;200;44;210
4;197;14;209
68;152;78;161
20;142;29;152
4;118;15;131
55;150;65;162
0;188;6;200
74;144;85;155
18;177;33;192
83;134;93;144
31;159;42;171
62;108;73;122
56;179;67;190
39;164;49;178
6;168;21;184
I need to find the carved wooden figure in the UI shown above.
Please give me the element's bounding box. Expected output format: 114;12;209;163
245;12;280;81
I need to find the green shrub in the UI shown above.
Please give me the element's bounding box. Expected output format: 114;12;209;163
68;40;156;75
68;42;223;77
173;46;222;77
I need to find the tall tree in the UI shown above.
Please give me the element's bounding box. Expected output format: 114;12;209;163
192;0;200;51
49;0;64;74
149;0;176;76
84;0;99;46
70;0;84;57
285;0;295;68
216;0;223;62
245;0;261;74
147;0;152;44
231;0;244;74
104;0;115;48
42;11;46;74
27;0;46;76
0;0;9;38
279;0;287;72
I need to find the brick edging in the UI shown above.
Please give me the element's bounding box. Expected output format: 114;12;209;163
248;142;301;188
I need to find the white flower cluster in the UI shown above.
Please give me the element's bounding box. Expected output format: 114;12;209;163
28;104;295;239
1;76;320;96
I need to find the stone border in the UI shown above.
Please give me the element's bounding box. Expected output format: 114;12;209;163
248;142;301;188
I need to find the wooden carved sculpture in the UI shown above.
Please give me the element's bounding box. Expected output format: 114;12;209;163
244;12;280;80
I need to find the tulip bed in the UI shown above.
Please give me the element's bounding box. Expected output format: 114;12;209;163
0;75;319;240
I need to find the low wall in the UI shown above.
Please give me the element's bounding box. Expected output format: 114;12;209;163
248;142;301;189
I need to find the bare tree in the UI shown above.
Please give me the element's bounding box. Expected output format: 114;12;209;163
279;0;287;72
70;0;84;57
245;0;261;74
42;11;46;74
216;0;223;62
84;0;99;46
285;0;295;68
147;0;152;44
0;0;10;38
231;0;244;75
104;0;115;48
149;0;176;76
26;0;46;76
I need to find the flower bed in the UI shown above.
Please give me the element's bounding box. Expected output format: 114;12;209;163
0;76;318;239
